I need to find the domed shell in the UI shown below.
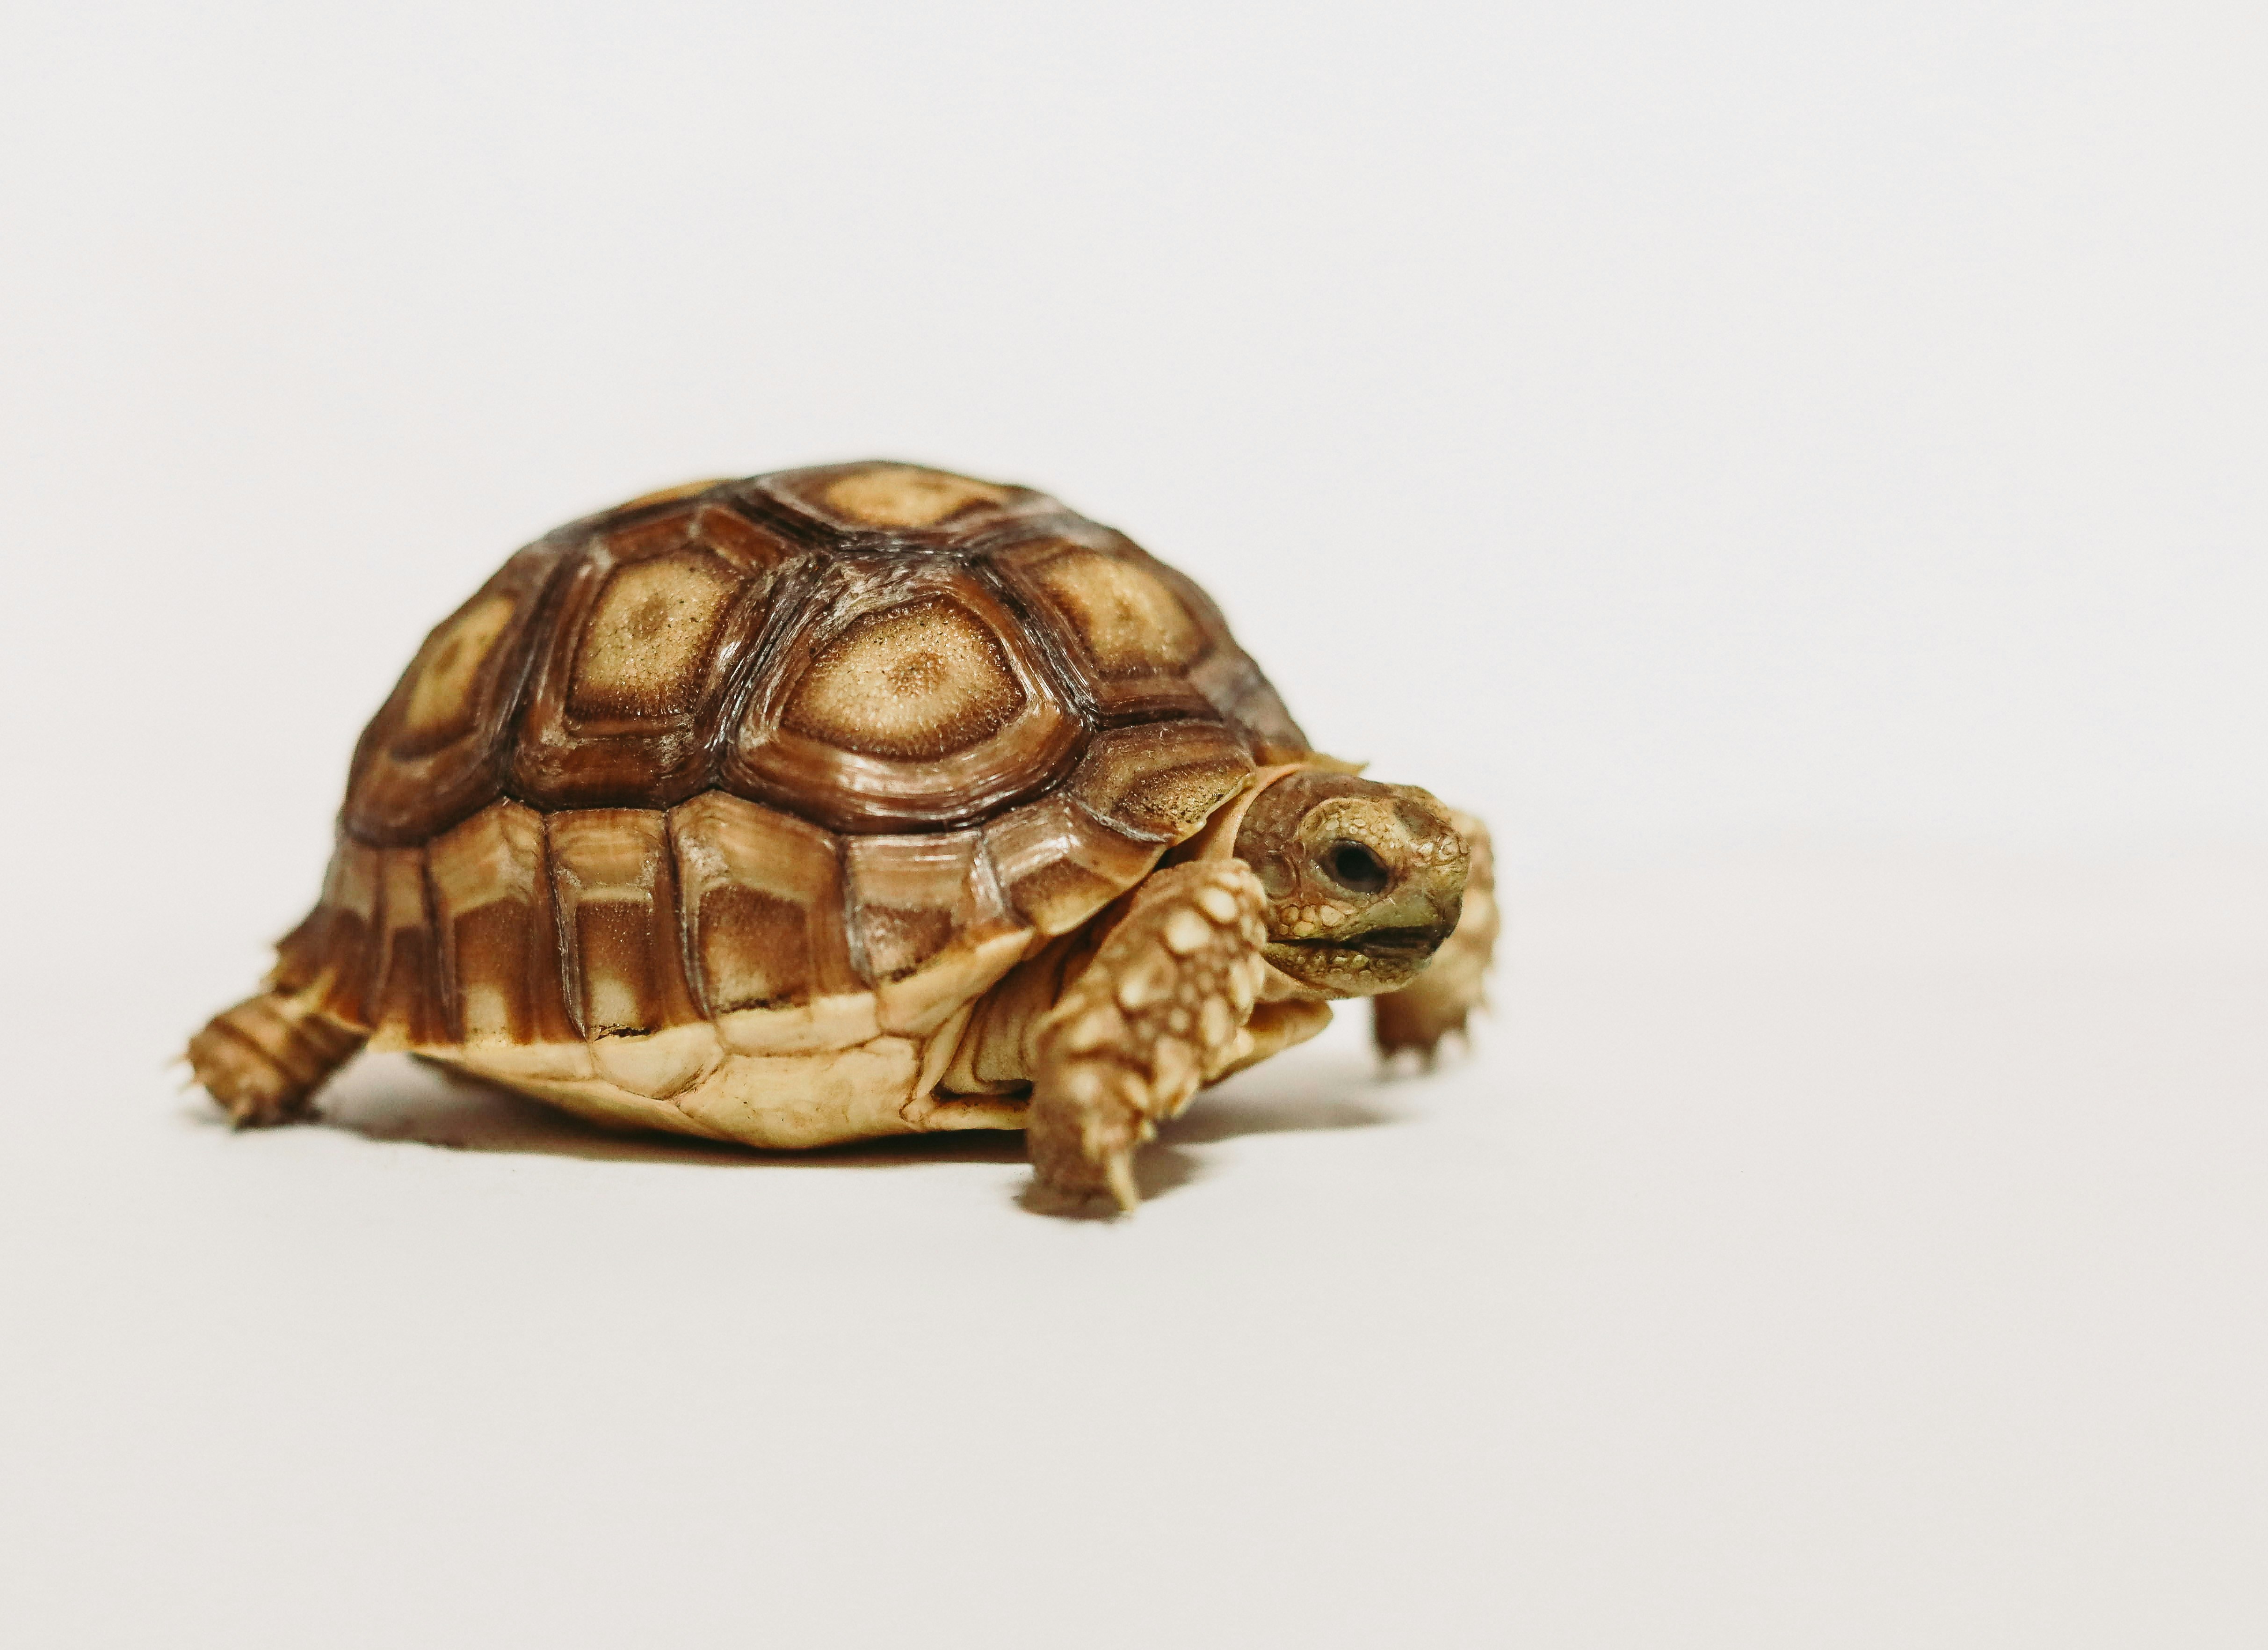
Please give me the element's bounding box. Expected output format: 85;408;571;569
274;463;1312;1095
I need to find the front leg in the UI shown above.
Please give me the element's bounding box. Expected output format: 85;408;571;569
1372;808;1498;1061
1028;861;1271;1210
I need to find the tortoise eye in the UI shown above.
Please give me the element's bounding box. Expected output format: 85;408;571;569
1323;840;1390;894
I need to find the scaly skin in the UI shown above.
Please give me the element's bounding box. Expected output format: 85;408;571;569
187;989;368;1126
1371;810;1497;1061
1027;862;1272;1209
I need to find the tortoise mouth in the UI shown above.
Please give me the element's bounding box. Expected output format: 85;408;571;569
1278;925;1447;963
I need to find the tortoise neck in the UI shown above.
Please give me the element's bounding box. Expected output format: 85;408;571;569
1166;763;1304;869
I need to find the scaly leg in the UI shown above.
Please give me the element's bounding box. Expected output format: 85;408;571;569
186;988;367;1126
1028;861;1271;1209
1372;808;1498;1061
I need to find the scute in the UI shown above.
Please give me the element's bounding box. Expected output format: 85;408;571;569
782;594;1025;760
570;548;743;720
509;502;789;814
342;540;567;844
401;596;517;743
1030;549;1201;676
725;561;1082;833
424;800;572;1053
820;466;1008;529
993;532;1229;726
844;832;1027;1035
669;792;862;1024
984;794;1163;936
756;460;1046;538
1068;721;1255;842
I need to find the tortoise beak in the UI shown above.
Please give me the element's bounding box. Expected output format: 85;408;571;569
1338;884;1462;962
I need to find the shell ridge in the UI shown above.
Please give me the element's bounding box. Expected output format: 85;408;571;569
836;827;875;991
684;548;823;798
965;556;1102;728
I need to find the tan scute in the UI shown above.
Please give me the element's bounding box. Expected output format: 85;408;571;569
1033;549;1201;676
819;464;1008;529
570;549;741;720
783;596;1025;760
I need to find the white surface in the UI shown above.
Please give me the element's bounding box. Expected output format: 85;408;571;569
6;851;2267;1647
4;2;2266;1645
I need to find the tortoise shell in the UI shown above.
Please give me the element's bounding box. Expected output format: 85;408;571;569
269;462;1311;1141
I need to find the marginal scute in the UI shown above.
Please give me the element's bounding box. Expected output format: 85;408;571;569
669;792;858;1013
273;837;381;1025
984;794;1163;936
546;809;716;1098
783;595;1024;760
1068;721;1255;843
845;832;1028;1036
425;801;574;1053
569;548;742;720
368;848;446;1051
668;792;877;1056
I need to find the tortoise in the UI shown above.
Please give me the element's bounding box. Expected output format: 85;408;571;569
186;462;1498;1207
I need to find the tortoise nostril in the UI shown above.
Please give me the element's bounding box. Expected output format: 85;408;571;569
1323;840;1390;894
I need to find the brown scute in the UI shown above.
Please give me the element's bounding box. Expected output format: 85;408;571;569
984;794;1163;935
669;791;860;1013
782;595;1025;760
568;548;742;720
546;809;702;1039
574;901;667;1036
844;831;985;982
507;526;777;812
274;837;383;1026
368;848;449;1048
1029;548;1201;677
689;504;793;574
425;802;572;1047
400;595;517;743
603;503;707;563
343;538;571;844
692;887;812;1011
817;465;1010;529
1187;649;1313;763
1068;721;1254;843
269;900;327;993
726;565;1086;833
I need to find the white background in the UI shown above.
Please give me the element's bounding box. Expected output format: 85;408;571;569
3;3;2263;1645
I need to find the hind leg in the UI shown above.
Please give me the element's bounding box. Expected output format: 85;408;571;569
1372;808;1498;1061
186;989;367;1126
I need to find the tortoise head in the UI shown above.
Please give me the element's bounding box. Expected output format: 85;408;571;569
1231;770;1471;997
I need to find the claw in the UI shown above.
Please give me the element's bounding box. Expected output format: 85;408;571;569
1103;1149;1139;1212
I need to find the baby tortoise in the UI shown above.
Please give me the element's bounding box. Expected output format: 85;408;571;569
187;463;1498;1208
